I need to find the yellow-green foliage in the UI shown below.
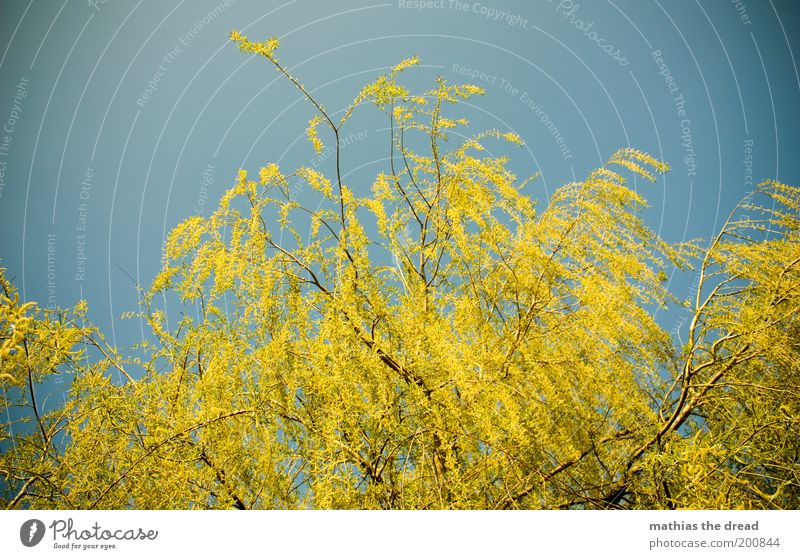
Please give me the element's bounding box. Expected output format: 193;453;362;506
1;36;798;510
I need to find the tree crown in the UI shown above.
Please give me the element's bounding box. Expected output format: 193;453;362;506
1;34;798;510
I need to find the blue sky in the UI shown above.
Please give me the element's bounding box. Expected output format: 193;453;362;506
1;0;798;359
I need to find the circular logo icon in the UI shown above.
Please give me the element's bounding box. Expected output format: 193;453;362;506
20;519;45;547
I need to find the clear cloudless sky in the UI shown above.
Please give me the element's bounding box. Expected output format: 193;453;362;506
1;0;799;372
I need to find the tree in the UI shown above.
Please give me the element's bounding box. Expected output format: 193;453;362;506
1;32;798;510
